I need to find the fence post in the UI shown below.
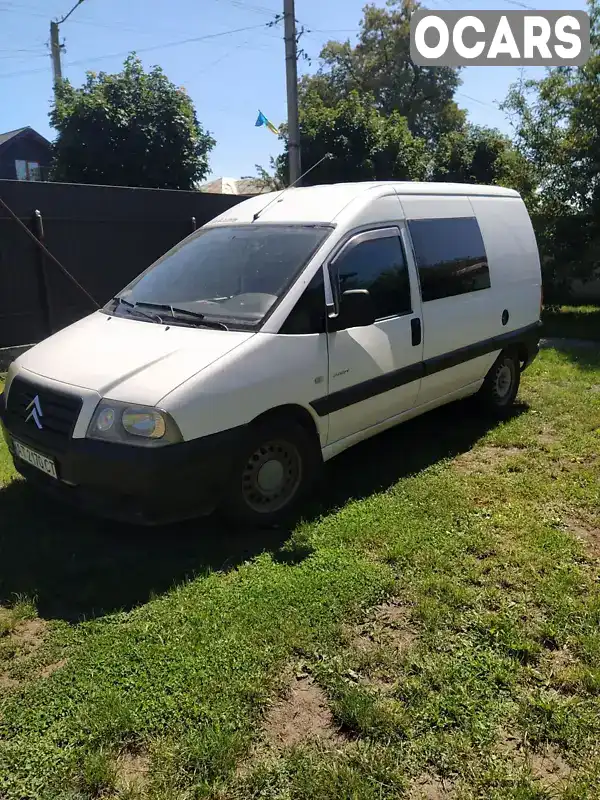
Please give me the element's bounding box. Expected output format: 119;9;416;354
191;216;197;232
31;209;52;338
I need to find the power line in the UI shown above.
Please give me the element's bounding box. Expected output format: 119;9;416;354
457;91;500;110
67;0;276;37
0;20;281;79
72;22;279;65
0;45;47;53
215;0;280;14
306;28;361;34
0;52;46;60
180;34;273;84
0;1;47;19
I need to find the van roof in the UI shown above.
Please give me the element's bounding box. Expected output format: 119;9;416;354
207;181;521;226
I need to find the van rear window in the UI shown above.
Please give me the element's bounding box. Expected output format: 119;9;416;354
407;217;490;302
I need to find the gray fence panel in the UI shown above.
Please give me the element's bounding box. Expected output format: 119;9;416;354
0;180;247;347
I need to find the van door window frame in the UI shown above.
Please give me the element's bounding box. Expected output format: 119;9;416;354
326;225;413;325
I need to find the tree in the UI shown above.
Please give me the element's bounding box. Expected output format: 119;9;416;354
275;90;427;186
50;54;215;189
301;0;465;145
431;124;537;203
501;0;600;289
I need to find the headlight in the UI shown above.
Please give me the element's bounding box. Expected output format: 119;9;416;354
87;400;182;447
122;408;166;439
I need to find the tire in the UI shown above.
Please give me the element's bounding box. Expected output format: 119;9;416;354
220;417;321;527
479;350;521;416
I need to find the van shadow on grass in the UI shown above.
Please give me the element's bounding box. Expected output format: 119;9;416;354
0;398;527;623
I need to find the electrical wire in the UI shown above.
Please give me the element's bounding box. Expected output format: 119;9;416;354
215;0;280;14
0;19;281;79
0;1;47;20
457;92;501;110
0;52;46;59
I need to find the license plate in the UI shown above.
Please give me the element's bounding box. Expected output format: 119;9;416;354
13;440;58;480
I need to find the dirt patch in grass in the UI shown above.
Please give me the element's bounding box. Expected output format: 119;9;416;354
498;732;572;791
562;515;600;556
40;658;67;679
264;676;341;749
116;750;150;794
352;599;416;653
0;672;18;690
235;675;345;780
453;446;524;474
547;645;576;674
0;618;56;689
538;428;559;447
348;599;417;691
408;774;453;799
530;746;572;790
11;618;47;650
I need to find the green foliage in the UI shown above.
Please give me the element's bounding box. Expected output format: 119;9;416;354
269;1;530;195
306;0;465;145
49;54;215;189
275;90;427;186
432;124;538;203
501;0;600;287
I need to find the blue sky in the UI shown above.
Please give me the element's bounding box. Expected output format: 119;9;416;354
0;0;587;180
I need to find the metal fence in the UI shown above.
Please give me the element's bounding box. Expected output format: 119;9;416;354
0;179;247;348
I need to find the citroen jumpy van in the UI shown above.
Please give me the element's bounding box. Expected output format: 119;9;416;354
0;182;542;525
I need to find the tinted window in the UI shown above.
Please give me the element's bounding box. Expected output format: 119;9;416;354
280;270;326;334
332;233;411;320
106;224;331;329
408;217;490;303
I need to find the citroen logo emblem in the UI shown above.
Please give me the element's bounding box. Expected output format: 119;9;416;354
25;395;43;430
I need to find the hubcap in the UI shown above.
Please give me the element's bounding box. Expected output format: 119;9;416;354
495;362;513;400
241;439;302;514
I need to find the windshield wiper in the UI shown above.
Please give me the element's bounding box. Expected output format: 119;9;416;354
135;302;229;331
113;297;163;323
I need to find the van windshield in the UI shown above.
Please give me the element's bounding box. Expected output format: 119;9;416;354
106;224;332;330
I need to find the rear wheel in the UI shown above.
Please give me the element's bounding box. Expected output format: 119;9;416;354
479;351;521;416
221;418;320;526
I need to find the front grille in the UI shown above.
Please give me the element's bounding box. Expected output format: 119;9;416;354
6;376;83;452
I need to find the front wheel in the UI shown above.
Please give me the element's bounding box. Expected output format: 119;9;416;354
220;418;321;527
478;351;521;416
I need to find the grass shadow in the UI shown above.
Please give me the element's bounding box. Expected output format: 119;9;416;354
0;398;527;623
307;398;529;514
541;340;600;373
542;305;600;343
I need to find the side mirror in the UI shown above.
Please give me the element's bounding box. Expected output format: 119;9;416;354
332;289;376;331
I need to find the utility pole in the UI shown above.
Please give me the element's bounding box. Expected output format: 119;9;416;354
50;20;62;86
49;1;86;94
283;0;301;186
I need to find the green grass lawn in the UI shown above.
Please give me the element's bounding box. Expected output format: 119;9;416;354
542;305;600;341
1;346;599;799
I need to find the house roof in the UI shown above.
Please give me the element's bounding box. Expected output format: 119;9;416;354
0;126;52;151
198;176;271;195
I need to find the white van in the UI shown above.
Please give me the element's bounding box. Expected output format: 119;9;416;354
0;182;541;526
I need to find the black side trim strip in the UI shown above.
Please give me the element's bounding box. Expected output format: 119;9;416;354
311;362;424;416
310;321;541;417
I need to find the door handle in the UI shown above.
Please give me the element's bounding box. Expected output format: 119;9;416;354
411;317;422;347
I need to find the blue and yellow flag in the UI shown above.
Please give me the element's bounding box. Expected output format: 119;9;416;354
255;110;279;135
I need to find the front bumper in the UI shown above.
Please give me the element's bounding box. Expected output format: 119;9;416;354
0;394;245;525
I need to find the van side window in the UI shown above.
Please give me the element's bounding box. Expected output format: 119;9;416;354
280;270;326;334
407;217;490;302
332;233;411;320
